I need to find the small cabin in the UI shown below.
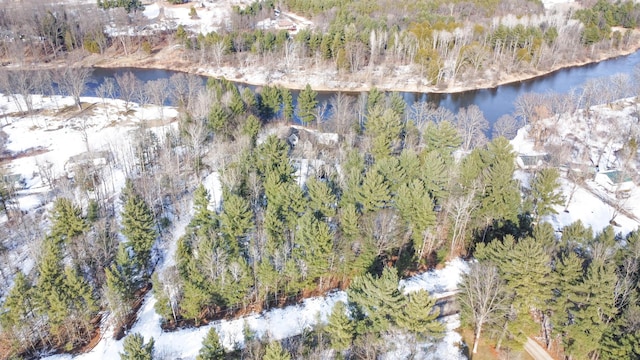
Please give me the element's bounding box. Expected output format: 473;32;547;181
1;173;24;190
65;151;112;178
594;170;634;194
516;154;549;170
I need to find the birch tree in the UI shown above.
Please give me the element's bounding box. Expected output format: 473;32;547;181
458;262;509;355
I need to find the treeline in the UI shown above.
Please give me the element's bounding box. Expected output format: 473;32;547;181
1;0;638;90
174;0;640;87
574;0;640;45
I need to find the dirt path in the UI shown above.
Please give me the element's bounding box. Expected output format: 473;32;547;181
524;338;556;360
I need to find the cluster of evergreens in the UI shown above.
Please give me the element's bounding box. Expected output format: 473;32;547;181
574;0;640;44
460;223;640;359
2;63;640;359
96;0;144;13
0;180;158;356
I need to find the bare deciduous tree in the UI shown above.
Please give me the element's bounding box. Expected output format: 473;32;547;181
328;92;354;134
492;114;519;140
56;66;92;110
455;104;488;151
96;77;117;119
458;262;510;355
446;187;478;256
115;71;139;112
146;79;170;120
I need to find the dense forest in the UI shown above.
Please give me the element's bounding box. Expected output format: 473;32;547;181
2;0;640;359
0;64;639;359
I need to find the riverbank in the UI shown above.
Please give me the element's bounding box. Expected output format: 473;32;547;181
3;30;640;95
77;31;640;94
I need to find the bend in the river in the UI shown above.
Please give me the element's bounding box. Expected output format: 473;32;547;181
85;49;640;125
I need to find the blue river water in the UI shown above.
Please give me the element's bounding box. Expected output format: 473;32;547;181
88;50;640;125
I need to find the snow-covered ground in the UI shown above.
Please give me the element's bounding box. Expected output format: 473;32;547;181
0;93;179;289
1;94;177;208
511;97;640;235
42;259;469;360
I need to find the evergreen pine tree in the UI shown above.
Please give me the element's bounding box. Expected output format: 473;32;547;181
0;271;35;343
549;252;584;339
529;168;564;221
152;273;174;322
422;120;461;165
560;220;593;254
293;212;333;287
365;106;403;159
255;135;293;181
397;150;421;185
419;150;449;201
49;197;88;244
180;280;210;326
358;170;391;213
395;179;436;258
219;193;253;256
296;84;318;125
326;301;354;352
121;189;157;278
339;202;360;240
281;88;294;122
387;91;406;118
371;157;405;193
366;87;383;113
229;90;245;116
36;238;68;336
260;85;281;119
263;340;291;360
305;177;337;219
208;104;228;134
396;290;444;336
105;244;136;325
242;115;262;147
564;260;617;360
191;184;217;230
348;267;404;335
477;137;520;228
197;327;225;360
120;333;154;360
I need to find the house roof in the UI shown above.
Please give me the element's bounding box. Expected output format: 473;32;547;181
518;154;549;166
601;170;633;184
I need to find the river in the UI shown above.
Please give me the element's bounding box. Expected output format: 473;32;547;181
88;50;640;126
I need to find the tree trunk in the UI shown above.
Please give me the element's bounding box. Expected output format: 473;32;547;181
473;323;483;354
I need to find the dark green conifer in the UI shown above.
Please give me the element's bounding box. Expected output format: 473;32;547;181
120;333;154;360
197;328;225;360
296;84;318;125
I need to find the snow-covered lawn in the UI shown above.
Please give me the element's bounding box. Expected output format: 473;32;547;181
511;98;640;235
